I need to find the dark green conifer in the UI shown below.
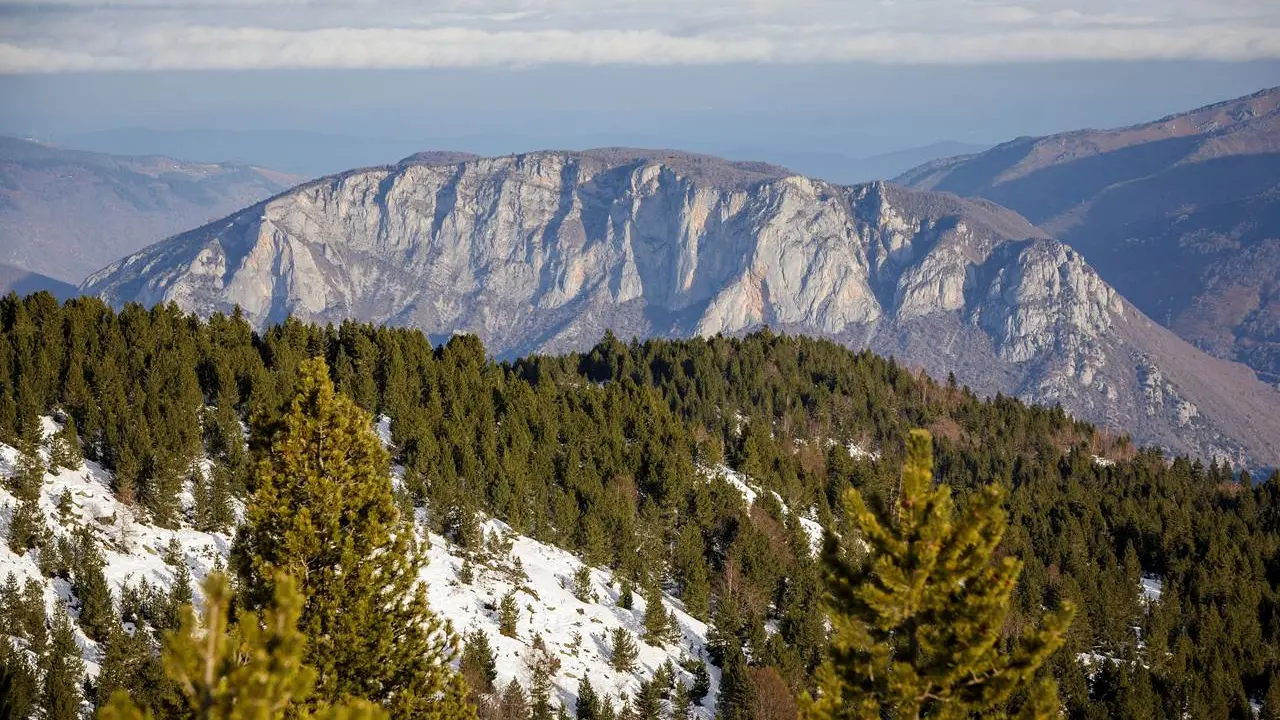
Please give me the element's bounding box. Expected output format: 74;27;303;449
43;609;86;720
231;358;473;720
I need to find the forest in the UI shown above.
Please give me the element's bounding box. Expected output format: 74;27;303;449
2;290;1279;720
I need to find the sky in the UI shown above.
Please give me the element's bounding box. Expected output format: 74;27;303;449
1;0;1278;178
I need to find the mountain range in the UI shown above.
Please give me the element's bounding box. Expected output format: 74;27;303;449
81;147;1280;468
896;86;1280;385
0;137;304;285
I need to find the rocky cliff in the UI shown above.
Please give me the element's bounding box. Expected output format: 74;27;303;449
83;149;1280;467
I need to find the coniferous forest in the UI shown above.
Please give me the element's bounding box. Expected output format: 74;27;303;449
3;290;1280;719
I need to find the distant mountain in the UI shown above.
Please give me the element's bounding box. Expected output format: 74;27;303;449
0;262;77;299
715;141;990;184
82;148;1280;467
896;87;1280;385
0;137;305;283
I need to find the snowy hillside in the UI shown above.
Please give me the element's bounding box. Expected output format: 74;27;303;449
0;417;728;714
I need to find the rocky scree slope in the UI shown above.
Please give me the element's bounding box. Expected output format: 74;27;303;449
82;148;1280;468
895;87;1280;385
0;137;304;283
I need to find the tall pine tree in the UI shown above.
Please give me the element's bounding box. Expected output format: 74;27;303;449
231;358;474;720
803;429;1074;720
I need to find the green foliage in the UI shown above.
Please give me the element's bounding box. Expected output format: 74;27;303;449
5;497;47;554
576;677;600;720
0;636;39;720
72;526;117;643
641;582;679;647
43;608;86;720
572;565;593;603
609;628;638;674
49;417;83;471
4;294;1280;718
803;430;1075;720
98;572;387;720
232;358;473;720
498;591;519;638
461;629;498;694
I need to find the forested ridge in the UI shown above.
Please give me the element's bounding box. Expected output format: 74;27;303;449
3;289;1280;719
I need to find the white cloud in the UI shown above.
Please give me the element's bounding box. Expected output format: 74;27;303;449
1;0;1278;72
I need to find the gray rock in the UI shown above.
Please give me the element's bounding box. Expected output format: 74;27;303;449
83;149;1280;468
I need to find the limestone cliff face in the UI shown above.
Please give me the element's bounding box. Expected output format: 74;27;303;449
83;149;1280;467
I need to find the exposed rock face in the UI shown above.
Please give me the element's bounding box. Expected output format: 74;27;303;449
0;136;304;283
83;149;1280;467
896;86;1280;385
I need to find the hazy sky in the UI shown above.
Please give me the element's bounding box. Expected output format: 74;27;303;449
1;0;1278;175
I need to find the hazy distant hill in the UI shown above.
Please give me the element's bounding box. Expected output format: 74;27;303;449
897;87;1280;384
0;137;305;283
0;262;77;299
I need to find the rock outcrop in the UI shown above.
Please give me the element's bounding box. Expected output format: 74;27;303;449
83;149;1280;467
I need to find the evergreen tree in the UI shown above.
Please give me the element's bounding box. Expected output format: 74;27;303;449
717;644;754;720
497;681;529;720
231;358;473;720
609;628;638;673
98;572;386;720
633;680;661;720
461;629;498;694
43;608;86;720
577;677;600;720
0;637;38;720
5;497;47;554
802;430;1075;720
72;526;117;643
49;417;83;471
642;583;677;647
498;591;520;638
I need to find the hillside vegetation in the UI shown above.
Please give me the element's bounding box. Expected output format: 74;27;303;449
2;291;1280;719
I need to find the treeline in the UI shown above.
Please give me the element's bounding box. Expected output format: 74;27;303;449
2;290;1280;718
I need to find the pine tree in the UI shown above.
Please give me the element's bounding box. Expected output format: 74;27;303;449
44;608;86;720
72;526;116;643
8;420;44;500
802;429;1075;720
717;644;755;720
49;417;83;471
609;628;638;673
577;677;600;720
497;681;529;720
633;680;661;720
231;358;474;720
498;591;520;638
461;629;498;694
0;637;38;720
5;497;47;554
642;583;677;647
98;572;386;720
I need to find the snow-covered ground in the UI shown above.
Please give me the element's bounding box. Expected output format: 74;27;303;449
423;519;719;714
0;418;720;714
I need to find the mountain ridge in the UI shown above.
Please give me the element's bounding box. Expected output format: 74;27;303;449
893;87;1280;384
81;147;1280;468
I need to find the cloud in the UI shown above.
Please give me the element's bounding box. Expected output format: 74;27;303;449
1;0;1278;72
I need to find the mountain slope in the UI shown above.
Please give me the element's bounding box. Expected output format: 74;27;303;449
0;137;305;283
895;87;1280;384
0;417;723;716
82;148;1280;467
